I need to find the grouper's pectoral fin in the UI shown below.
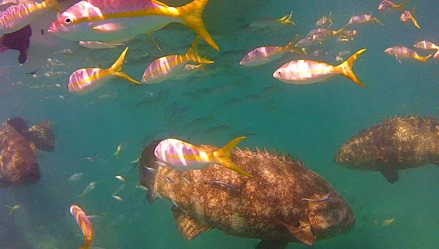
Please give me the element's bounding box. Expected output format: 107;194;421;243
280;221;315;245
172;206;211;240
256;240;289;249
381;168;399;183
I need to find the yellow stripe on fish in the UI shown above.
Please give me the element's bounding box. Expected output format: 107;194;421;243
48;0;219;51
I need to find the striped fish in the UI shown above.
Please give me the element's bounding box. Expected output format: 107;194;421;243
70;204;93;248
0;0;59;36
154;136;252;177
48;0;219;51
68;47;140;94
141;36;213;84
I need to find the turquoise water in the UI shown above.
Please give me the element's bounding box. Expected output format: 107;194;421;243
1;0;439;248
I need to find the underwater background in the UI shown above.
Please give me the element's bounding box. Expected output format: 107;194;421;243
1;0;439;248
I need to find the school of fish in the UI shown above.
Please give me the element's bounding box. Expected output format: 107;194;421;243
0;0;438;248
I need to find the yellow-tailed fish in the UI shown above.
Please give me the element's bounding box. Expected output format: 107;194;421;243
4;204;21;215
413;40;439;51
0;0;60;36
316;12;333;28
70;204;93;249
346;13;383;26
378;0;410;11
141;36;213;84
47;0;219;51
68;47;140;94
384;46;432;63
273;48;367;87
400;7;420;29
154;136;252;177
249;11;295;30
240;35;301;66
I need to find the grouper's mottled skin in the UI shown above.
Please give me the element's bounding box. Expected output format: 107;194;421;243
0;120;39;187
334;116;439;183
140;140;354;248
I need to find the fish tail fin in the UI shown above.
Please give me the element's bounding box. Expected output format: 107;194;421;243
110;47;141;85
336;48;367;88
44;0;62;12
286;34;304;54
177;0;219;51
398;0;410;8
186;36;214;64
215;136;253;177
79;240;92;249
277;11;295;25
411;6;420;29
419;53;432;62
27;120;55;152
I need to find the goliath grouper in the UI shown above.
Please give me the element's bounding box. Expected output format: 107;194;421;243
140;140;354;249
0;117;54;187
334;116;439;183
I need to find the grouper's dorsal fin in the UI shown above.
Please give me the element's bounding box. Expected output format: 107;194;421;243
280;221;315;245
172;206;211;240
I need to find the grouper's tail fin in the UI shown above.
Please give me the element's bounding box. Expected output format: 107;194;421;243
177;0;219;51
336;48;367;88
27;120;55;152
215;136;253;178
139;140;162;203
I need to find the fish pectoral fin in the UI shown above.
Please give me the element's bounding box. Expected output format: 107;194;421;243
381;168;399;183
171;206;210;240
92;23;125;33
256;240;289;249
280;221;315;245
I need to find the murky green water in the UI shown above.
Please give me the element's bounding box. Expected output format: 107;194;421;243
0;0;438;248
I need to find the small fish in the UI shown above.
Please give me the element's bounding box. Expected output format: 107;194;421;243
400;7;420;29
68;173;84;182
112;195;124;202
112;144;122;157
203;180;239;195
76;181;97;198
70;205;93;247
249;11;295;30
316;12;333;28
141;36;213;84
112;184;125;195
302;193;331;202
68;47;140;94
384;46;432;63
273;48;367;87
48;0;218;50
378;0;410;11
79;41;125;49
295;28;344;48
382;218;394;226
413;41;439;51
240;35;300;66
4;204;21;215
115;175;125;182
0;0;59;36
154;136;252;177
136;184;149;192
347;13;383;26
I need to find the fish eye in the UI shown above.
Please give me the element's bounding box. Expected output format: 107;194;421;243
64;17;73;25
277;71;282;75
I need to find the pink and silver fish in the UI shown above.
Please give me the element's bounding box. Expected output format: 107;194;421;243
48;0;219;51
273;48;366;87
154;136;252;177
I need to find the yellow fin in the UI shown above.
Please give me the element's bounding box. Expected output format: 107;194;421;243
177;0;219;51
44;0;62;12
397;0;410;8
336;48;367;88
215;136;253;177
110;47;141;85
186;36;214;64
416;53;432;63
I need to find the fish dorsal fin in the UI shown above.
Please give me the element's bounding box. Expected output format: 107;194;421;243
27;120;55;152
171;206;210;240
280;221;315;245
